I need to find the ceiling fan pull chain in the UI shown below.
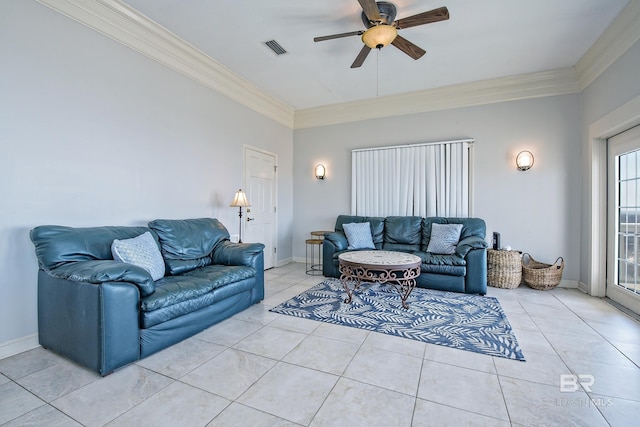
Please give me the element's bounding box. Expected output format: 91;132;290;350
376;48;379;97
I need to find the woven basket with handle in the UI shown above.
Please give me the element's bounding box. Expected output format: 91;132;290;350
522;253;564;290
487;249;522;289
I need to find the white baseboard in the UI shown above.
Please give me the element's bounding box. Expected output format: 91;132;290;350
557;279;580;289
0;334;40;360
276;257;294;267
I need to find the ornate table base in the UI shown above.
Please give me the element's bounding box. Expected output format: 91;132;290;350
338;251;422;309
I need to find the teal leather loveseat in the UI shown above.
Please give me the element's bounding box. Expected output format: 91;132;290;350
322;215;488;295
30;218;264;375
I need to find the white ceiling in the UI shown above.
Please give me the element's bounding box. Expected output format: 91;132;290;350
122;0;629;111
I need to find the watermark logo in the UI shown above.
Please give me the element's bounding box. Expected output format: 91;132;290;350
560;374;594;392
556;374;614;407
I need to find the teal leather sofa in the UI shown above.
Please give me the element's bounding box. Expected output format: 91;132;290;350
322;215;488;295
30;218;264;375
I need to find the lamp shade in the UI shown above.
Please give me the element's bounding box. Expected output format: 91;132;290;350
361;24;398;49
516;151;534;171
230;189;250;207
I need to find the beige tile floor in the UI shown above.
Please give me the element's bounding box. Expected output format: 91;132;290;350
1;262;640;426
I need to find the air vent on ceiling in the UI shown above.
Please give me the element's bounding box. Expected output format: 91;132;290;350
264;40;287;56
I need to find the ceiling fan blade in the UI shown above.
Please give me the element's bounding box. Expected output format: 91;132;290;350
351;45;372;68
358;0;381;22
395;6;449;29
391;35;426;60
314;30;363;42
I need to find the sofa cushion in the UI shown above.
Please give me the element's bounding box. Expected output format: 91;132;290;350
163;258;211;276
141;265;255;312
418;252;467;266
343;222;375;249
140;265;255;328
111;232;165;281
426;223;463;254
421;264;466;276
30;225;152;270
412;251;466;276
148;218;230;275
335;215;384;248
141;278;256;328
422;218;486;251
384;216;422;252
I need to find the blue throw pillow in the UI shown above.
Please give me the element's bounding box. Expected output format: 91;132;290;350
343;222;375;250
426;223;463;255
112;231;165;281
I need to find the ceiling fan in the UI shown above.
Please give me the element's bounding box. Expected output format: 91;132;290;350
314;0;449;68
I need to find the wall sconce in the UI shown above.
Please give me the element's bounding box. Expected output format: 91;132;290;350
315;164;326;180
516;151;534;171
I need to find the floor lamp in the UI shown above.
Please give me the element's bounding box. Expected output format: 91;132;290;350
230;189;250;243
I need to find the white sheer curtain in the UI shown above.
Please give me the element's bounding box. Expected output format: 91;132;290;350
351;139;473;217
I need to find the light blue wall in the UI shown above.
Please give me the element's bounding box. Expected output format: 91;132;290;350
582;40;640;125
0;0;293;352
580;38;640;286
293;95;583;282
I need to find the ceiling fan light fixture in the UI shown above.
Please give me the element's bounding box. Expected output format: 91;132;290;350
361;24;397;49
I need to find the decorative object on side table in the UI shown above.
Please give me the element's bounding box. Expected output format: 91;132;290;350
230;189;250;243
487;249;522;289
522;253;564;290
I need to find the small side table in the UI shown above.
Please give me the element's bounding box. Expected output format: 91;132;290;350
310;230;332;239
305;239;323;275
487;249;522;289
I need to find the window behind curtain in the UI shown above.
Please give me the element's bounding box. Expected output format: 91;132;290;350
351;139;474;217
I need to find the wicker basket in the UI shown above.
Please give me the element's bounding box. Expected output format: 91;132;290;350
487;249;522;289
522;253;564;290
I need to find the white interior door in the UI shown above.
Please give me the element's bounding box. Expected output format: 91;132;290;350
243;146;277;269
607;125;640;315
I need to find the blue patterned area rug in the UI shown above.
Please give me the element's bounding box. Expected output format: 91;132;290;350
270;279;525;361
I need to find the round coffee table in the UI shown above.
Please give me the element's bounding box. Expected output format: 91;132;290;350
338;250;422;309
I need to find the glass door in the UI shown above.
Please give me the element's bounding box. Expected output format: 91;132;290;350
607;125;640;315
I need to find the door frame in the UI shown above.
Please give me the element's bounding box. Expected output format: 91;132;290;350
243;144;278;268
606;125;640;314
588;95;640;297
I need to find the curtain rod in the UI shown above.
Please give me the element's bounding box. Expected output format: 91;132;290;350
351;138;474;153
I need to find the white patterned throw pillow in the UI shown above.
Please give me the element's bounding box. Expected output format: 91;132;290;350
111;231;165;280
426;223;463;255
343;222;375;250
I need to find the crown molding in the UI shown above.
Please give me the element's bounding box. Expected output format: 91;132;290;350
294;68;580;129
575;0;640;91
36;0;295;128
36;0;639;130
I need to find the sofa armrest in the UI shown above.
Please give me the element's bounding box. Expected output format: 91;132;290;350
322;232;347;277
211;241;265;303
37;271;140;375
211;241;265;269
324;232;348;251
455;236;488;258
463;248;488;295
50;260;156;297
